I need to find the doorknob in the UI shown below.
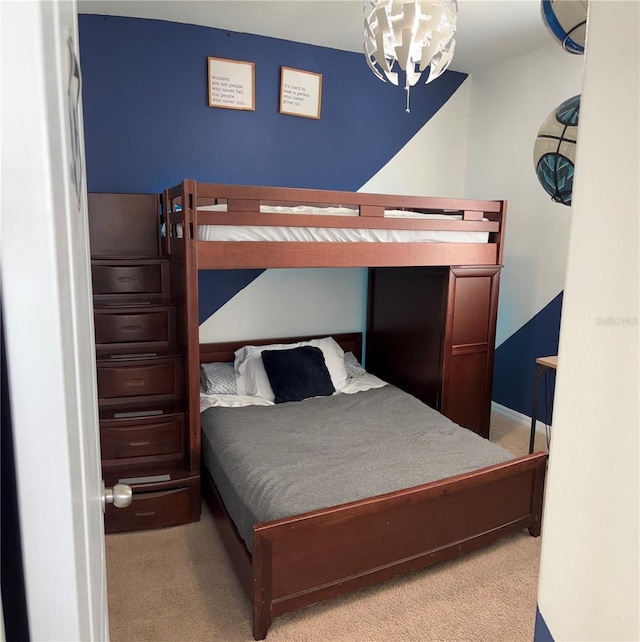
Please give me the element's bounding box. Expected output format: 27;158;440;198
101;481;133;512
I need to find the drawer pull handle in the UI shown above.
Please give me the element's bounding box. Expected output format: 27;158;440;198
125;378;147;387
116;276;137;283
121;325;142;333
128;439;151;447
134;510;157;518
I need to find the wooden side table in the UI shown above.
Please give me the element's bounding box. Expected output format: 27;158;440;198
529;355;558;454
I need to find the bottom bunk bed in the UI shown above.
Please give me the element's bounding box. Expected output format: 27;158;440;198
198;333;547;640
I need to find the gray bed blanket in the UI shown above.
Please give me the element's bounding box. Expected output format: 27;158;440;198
201;385;513;552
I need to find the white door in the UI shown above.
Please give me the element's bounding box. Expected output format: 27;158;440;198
1;1;109;639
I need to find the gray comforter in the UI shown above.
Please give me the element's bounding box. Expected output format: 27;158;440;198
201;385;513;552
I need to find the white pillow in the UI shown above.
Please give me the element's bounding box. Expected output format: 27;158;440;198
235;337;348;401
200;393;274;413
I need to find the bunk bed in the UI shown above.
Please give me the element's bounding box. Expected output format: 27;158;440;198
160;180;547;640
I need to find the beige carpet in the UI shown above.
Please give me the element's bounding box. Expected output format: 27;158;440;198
106;413;549;642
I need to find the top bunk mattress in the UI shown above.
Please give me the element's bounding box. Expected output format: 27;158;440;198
200;384;513;552
192;204;490;243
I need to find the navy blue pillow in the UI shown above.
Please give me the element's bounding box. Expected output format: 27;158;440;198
261;346;335;403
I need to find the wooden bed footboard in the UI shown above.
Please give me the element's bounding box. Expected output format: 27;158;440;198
204;452;547;640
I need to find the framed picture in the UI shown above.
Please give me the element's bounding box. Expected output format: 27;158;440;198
208;57;255;111
279;67;322;119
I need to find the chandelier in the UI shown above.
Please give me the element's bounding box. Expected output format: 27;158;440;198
364;0;458;112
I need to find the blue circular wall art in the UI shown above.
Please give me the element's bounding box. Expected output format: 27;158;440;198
541;0;588;54
533;94;580;206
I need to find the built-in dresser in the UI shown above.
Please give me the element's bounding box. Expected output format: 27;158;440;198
367;266;500;438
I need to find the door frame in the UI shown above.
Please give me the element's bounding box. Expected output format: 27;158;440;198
1;1;108;639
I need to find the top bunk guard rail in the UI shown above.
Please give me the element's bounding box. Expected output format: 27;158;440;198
161;180;507;269
192;182;505;213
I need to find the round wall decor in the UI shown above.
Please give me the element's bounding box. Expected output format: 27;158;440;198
533;94;580;206
540;0;588;54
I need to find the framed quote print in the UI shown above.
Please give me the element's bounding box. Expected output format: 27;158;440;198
279;67;322;119
208;57;255;111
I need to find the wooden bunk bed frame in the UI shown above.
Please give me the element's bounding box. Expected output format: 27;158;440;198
162;179;508;444
160;180;546;639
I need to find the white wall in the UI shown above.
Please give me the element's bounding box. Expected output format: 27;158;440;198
536;1;639;640
464;43;584;346
360;78;471;199
199;268;368;342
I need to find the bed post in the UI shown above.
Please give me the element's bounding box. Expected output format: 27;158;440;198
182;179;201;474
252;533;273;640
493;200;508;266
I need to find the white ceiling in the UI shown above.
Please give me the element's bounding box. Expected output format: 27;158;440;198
77;0;553;75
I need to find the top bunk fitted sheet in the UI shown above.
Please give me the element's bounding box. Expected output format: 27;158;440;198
200;384;513;552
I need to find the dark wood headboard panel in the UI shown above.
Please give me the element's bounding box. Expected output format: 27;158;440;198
199;332;362;364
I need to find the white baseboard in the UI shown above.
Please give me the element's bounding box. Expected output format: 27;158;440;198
491;401;549;435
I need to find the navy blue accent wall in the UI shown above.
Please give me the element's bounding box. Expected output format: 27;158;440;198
78;15;466;323
493;293;563;421
534;607;555;642
78;15;466;195
198;269;264;324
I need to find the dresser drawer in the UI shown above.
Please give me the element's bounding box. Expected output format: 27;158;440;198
105;480;200;533
94;307;176;347
97;357;184;403
92;261;167;296
101;416;184;461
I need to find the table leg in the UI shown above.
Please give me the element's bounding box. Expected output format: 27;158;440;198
529;364;543;454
